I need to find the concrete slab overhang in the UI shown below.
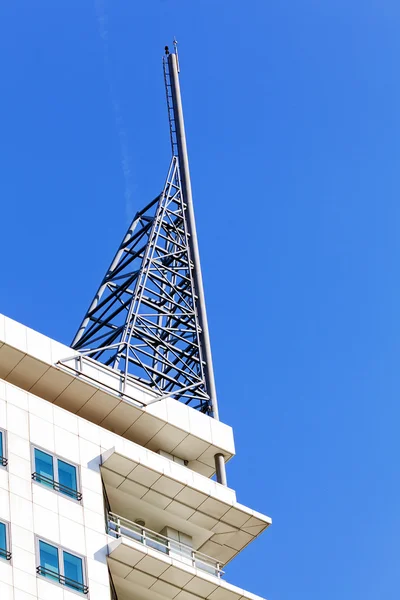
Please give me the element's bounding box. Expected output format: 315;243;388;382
108;536;266;600
102;448;271;565
0;314;235;476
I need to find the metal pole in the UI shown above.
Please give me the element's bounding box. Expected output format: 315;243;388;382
167;53;219;419
215;453;227;487
167;51;227;486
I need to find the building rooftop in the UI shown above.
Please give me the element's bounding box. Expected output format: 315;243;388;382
0;313;235;478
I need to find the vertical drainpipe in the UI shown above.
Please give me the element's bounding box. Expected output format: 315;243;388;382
167;51;227;486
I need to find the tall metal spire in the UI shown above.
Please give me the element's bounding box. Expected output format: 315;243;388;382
72;44;219;420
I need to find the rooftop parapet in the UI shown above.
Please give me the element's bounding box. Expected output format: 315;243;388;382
0;313;234;477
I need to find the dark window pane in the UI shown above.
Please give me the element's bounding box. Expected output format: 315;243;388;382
58;460;77;496
35;449;54;486
39;540;59;580
0;431;3;458
63;551;83;590
0;522;6;552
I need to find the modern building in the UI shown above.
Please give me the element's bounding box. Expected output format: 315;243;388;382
0;44;271;600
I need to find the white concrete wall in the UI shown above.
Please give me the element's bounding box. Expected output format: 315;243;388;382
0;379;112;600
0;379;239;600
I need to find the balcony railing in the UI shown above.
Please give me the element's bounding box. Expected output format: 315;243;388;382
107;512;224;578
36;566;89;594
32;472;82;501
0;547;11;561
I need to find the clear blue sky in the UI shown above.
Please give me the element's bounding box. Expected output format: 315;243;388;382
0;1;399;598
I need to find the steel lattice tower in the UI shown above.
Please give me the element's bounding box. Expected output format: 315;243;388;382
72;45;221;448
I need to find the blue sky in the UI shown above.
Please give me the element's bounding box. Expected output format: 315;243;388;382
1;1;399;598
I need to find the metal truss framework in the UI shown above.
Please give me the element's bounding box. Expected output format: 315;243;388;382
72;156;210;412
71;46;220;420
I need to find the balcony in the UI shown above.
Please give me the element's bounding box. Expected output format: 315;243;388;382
108;512;223;578
107;521;266;600
102;447;271;568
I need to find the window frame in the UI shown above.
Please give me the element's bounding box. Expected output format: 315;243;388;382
0;428;8;468
0;519;11;562
31;445;82;502
35;537;88;595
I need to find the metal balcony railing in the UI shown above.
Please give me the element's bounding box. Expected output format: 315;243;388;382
32;472;82;501
107;512;224;578
36;566;89;594
0;547;11;561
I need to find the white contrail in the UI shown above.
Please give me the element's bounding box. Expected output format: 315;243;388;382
95;0;134;222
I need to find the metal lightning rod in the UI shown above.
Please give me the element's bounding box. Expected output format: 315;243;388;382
166;43;227;485
166;50;219;419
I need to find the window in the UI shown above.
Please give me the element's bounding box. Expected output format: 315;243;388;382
0;521;11;561
32;448;81;501
37;539;88;594
0;429;7;467
58;460;78;494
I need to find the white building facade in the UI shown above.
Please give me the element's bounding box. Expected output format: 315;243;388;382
0;313;271;600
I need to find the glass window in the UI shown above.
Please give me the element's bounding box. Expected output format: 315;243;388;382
37;540;87;594
63;551;83;591
0;521;10;561
33;449;80;501
0;431;3;457
0;522;6;555
39;540;59;580
58;460;77;496
34;449;54;486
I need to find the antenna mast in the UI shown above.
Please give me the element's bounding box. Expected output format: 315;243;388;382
163;43;220;422
71;43;226;484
